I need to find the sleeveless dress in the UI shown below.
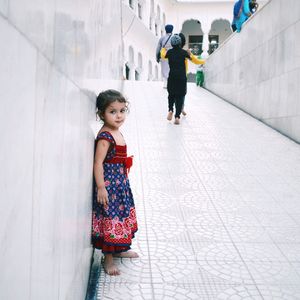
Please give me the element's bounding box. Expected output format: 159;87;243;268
92;131;138;254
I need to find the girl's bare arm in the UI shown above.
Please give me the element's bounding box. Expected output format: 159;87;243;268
94;139;110;207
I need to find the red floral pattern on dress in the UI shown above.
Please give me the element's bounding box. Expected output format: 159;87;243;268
104;218;112;232
114;223;123;236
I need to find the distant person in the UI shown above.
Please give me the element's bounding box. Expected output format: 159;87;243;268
232;0;252;33
156;24;173;88
93;89;138;276
196;61;204;87
161;34;205;125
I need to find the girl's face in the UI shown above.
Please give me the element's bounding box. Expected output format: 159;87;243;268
102;101;127;129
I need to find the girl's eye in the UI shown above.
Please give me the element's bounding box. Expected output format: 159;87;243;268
120;108;127;113
109;110;116;114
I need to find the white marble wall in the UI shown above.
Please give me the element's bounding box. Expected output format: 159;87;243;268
0;1;123;299
204;0;300;143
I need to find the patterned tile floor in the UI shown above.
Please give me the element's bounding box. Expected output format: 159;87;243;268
86;81;300;300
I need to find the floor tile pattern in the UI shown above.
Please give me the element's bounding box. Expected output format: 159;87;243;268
87;82;300;300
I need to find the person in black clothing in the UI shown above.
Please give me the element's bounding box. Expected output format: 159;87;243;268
161;34;190;125
161;34;204;124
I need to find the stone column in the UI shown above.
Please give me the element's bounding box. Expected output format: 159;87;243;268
201;24;210;58
128;63;135;80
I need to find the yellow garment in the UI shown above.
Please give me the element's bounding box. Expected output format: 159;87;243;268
187;54;205;74
160;47;167;59
160;48;205;74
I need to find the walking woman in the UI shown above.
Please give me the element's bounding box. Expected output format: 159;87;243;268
161;34;204;125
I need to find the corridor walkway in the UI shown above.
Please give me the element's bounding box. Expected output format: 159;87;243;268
87;81;300;300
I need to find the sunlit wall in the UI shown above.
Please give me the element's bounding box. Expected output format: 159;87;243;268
204;0;300;143
0;1;123;299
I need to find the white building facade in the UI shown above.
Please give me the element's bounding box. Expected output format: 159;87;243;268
122;0;268;81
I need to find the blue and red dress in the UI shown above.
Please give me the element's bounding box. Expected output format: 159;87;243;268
92;131;138;254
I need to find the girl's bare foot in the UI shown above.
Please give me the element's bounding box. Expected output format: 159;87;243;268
103;254;120;276
167;111;173;121
174;118;180;125
182;110;187;116
113;250;139;258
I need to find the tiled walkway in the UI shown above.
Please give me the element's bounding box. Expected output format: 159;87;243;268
87;81;300;300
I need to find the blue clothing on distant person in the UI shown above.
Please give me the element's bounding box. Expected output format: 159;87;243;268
232;0;251;33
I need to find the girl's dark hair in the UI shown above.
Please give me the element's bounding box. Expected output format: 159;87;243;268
96;89;128;120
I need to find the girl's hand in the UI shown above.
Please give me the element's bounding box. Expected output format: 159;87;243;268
97;187;109;208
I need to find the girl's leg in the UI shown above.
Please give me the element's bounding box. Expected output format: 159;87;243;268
103;254;120;276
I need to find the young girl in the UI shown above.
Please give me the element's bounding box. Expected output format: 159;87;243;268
92;89;138;276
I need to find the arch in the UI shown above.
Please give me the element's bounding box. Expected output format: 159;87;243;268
155;23;158;36
157;5;161;20
181;19;204;55
161;13;166;36
149;0;155;31
128;46;134;64
129;0;134;9
162;13;166;28
208;19;231;54
148;60;153;81
135;52;143;81
138;0;143;19
126;46;135;80
125;63;130;80
155;5;161;36
150;0;154;15
155;65;159;80
138;52;143;69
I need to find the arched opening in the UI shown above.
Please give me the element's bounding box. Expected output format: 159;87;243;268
135;52;143;81
181;19;203;55
149;0;154;30
129;46;134;65
155;65;158;80
208;19;231;54
138;0;143;20
155;5;161;36
125;63;130;80
148;60;153;81
127;46;135;80
138;53;143;70
157;5;161;20
129;0;134;10
150;0;154;14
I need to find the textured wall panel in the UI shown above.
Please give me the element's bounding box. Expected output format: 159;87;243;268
0;1;122;299
205;0;300;142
